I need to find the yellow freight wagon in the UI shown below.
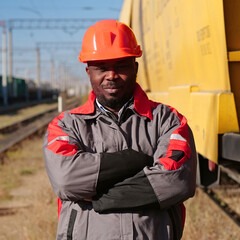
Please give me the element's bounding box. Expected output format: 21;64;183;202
120;0;240;186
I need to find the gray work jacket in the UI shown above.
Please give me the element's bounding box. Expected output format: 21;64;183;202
43;83;197;240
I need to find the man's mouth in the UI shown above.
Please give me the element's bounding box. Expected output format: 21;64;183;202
103;84;122;94
104;88;120;94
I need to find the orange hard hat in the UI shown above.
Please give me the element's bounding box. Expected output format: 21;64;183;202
79;19;142;63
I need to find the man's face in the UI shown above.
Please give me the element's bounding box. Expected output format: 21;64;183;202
86;57;138;112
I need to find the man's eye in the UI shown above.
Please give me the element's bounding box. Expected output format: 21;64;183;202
95;67;106;72
117;65;128;70
93;67;105;72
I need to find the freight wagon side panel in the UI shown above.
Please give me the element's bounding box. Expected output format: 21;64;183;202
120;0;239;165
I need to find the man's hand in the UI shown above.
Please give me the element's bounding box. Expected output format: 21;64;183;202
93;170;159;213
97;149;153;194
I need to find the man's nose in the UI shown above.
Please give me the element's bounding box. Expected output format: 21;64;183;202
105;68;118;80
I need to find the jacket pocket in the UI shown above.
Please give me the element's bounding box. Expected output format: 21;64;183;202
67;209;77;240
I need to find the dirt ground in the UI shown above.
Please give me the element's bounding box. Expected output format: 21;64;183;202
0;133;57;240
0;134;239;240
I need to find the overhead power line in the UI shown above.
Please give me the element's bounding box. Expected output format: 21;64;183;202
36;41;81;49
7;18;104;30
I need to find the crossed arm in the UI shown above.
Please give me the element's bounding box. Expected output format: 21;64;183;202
43;112;197;213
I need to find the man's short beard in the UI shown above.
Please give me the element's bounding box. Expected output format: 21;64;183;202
98;94;131;112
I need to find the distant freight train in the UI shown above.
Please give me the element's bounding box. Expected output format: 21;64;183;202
0;75;56;105
120;0;240;186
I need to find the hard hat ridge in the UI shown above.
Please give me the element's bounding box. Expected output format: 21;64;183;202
79;19;142;62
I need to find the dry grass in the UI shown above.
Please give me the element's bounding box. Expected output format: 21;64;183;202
182;188;240;240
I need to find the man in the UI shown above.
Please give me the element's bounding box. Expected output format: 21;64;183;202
43;19;197;240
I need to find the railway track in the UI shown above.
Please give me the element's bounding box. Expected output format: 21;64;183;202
0;97;81;160
0;105;57;135
0;204;31;217
0;207;17;216
200;172;240;228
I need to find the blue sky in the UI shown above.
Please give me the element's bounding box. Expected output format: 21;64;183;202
0;0;124;87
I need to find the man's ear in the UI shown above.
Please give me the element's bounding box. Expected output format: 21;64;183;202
86;66;90;77
135;61;139;74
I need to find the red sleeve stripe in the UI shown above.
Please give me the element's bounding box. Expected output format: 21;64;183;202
46;112;78;156
47;140;78;156
58;198;62;220
159;107;191;170
160;155;188;171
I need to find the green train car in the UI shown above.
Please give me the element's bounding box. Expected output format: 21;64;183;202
0;75;55;105
0;76;26;104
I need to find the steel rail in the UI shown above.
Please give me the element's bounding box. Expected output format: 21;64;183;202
0;98;80;158
0;106;57;134
200;186;240;228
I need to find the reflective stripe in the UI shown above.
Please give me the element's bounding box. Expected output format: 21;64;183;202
47;136;69;146
170;134;187;142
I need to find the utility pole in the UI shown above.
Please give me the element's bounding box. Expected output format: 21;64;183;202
50;59;55;90
36;47;41;101
8;27;14;96
1;22;8;105
25;68;29;102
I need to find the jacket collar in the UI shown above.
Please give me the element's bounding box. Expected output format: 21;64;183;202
69;83;157;120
